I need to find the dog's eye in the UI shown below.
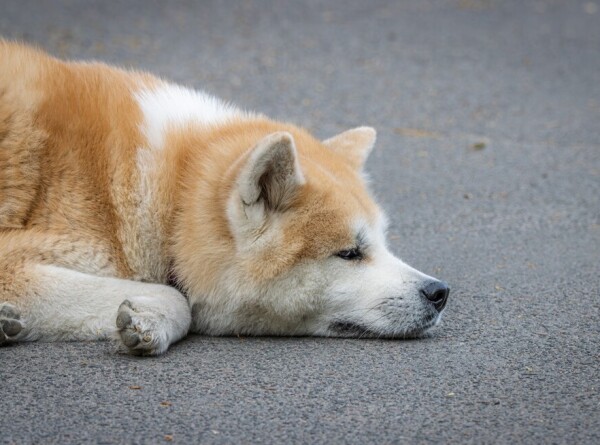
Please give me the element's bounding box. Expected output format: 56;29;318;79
336;248;362;261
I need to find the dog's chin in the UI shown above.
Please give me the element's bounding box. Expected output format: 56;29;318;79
328;313;442;339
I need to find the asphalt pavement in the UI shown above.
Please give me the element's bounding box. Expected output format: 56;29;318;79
1;1;599;443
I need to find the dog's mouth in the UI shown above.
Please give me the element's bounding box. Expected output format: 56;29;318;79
329;316;438;339
330;321;375;337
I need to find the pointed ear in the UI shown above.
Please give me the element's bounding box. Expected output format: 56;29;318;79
323;126;376;169
237;132;305;212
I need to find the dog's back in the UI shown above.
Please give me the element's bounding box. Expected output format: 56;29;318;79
0;41;161;276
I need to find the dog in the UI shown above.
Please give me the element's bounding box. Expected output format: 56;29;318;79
0;41;449;355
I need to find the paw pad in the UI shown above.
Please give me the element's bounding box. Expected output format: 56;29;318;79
0;303;23;344
115;300;160;355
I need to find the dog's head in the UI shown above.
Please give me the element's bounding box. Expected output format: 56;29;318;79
175;124;449;338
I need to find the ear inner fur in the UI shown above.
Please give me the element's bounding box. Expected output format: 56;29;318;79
237;132;305;212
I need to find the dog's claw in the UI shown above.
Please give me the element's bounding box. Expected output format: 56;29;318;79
0;304;20;319
116;311;132;329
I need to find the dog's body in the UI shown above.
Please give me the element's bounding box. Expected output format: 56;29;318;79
0;42;449;355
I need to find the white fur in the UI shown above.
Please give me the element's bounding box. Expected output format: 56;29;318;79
135;83;250;150
190;213;441;338
17;265;190;354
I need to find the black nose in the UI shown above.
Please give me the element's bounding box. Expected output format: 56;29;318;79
420;281;450;312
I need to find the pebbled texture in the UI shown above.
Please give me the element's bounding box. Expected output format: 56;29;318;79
0;1;599;444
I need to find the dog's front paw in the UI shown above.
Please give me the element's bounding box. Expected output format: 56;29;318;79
115;299;169;356
0;303;24;345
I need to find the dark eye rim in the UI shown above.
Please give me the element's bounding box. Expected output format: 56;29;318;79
336;248;363;261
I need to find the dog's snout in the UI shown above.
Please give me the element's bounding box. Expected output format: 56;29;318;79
420;281;450;312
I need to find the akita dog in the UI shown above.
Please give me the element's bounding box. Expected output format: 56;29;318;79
0;41;449;355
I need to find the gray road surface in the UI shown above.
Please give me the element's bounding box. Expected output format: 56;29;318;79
1;1;599;443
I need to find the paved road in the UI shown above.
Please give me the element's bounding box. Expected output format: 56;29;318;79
1;1;599;443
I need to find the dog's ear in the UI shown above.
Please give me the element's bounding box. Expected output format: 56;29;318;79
323;126;376;169
237;132;305;213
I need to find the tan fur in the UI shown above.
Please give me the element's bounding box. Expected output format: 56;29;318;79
171;119;378;292
0;41;375;303
0;42;444;351
0;41;158;278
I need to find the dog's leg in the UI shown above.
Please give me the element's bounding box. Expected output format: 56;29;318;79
0;231;191;355
0;264;191;355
